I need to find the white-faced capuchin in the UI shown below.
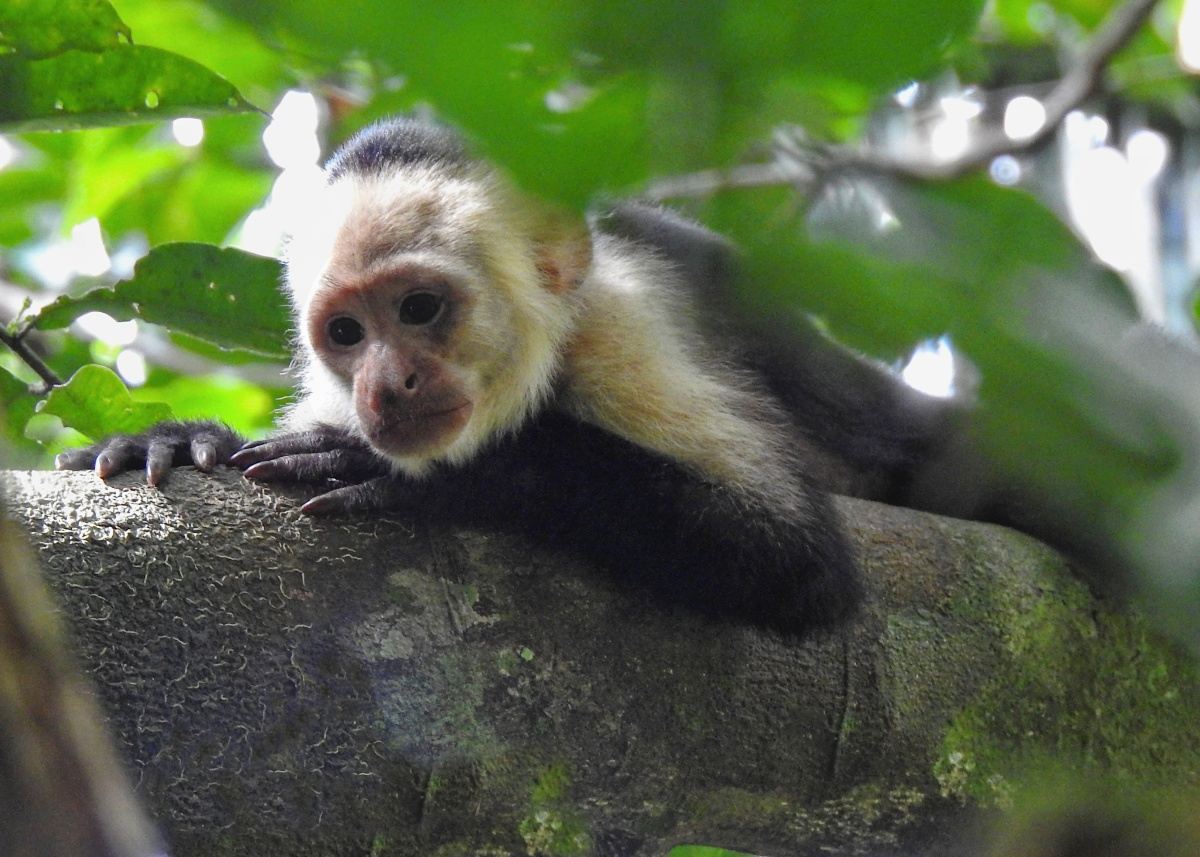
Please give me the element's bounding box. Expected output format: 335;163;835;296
57;117;980;635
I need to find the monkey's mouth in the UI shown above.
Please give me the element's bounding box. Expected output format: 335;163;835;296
365;400;473;457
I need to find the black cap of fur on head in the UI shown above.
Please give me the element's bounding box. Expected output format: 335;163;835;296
325;117;470;181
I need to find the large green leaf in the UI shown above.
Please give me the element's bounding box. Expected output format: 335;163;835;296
0;44;257;132
0;0;131;59
37;364;171;439
33;243;290;358
111;0;290;102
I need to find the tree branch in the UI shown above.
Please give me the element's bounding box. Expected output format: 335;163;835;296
4;467;1199;857
646;0;1161;199
0;324;61;395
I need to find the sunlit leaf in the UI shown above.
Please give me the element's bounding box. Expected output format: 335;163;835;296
103;158;273;245
32;243;289;358
0;0;131;59
60;130;187;228
111;0;290;102
37;363;172;439
0;44;257;132
131;374;279;436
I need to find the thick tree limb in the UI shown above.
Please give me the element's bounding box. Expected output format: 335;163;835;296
3;468;1199;857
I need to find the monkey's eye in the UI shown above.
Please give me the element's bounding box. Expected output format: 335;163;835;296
327;316;365;347
398;291;443;326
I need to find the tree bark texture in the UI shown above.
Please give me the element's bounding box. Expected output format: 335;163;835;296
3;468;1199;857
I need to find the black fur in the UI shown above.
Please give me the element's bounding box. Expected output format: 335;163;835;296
595;200;967;505
235;415;861;635
60;129;976;636
325;118;469;181
56;421;243;484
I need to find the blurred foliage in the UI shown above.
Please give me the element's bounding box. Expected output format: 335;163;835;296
2;0;1200;851
0;0;1194;608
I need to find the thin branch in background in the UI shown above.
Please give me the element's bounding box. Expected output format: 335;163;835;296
646;0;1162;199
0;325;62;395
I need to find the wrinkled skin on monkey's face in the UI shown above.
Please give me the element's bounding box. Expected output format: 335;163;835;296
303;265;476;461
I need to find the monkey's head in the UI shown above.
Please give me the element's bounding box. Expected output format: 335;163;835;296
284;119;591;474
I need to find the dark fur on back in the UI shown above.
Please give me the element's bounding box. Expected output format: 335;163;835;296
325;117;470;181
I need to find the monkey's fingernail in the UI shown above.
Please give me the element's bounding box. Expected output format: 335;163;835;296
231;448;265;467
299;496;333;515
243;461;277;481
54;453;69;470
194;444;216;470
95;454;114;479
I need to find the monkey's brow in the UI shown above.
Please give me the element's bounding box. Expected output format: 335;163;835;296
320;260;449;295
355;231;458;270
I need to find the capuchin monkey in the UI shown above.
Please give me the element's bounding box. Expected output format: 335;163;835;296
56;117;972;634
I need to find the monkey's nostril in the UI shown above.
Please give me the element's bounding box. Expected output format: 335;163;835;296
404;373;418;391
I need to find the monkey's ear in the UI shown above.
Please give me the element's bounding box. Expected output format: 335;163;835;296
534;214;593;294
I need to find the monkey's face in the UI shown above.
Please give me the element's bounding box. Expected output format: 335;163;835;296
306;261;483;459
287;164;586;471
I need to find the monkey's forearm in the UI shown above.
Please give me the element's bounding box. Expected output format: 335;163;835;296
421;415;862;635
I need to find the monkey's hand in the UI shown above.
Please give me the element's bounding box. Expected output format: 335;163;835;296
232;426;392;501
54;420;244;486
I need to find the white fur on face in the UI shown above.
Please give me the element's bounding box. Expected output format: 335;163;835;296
281;162;580;474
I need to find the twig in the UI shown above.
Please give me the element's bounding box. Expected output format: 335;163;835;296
645;0;1161;198
0;325;62;394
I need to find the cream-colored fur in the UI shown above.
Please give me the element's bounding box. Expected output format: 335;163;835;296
283;157;807;517
282;162;576;476
562;238;813;520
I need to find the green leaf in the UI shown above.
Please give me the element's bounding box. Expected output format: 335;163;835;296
0;364;34;433
0;44;257;132
131;374;279;436
111;0;290;102
33;243;290;358
37;364;172;439
0;0;131;59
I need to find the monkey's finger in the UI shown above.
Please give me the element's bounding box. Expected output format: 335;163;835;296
300;478;401;516
55;448;98;471
231;437;318;468
243;450;379;483
233;429;361;467
95;440;142;480
190;437;220;471
145;441;176;487
242;446;355;480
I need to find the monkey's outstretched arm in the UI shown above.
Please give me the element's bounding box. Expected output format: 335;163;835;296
54;421;244;486
245;412;862;635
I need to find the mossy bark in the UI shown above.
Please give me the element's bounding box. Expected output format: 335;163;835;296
3;468;1199;857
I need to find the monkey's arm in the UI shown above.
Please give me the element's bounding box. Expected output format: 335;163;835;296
237;412;861;635
54;421;244;485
